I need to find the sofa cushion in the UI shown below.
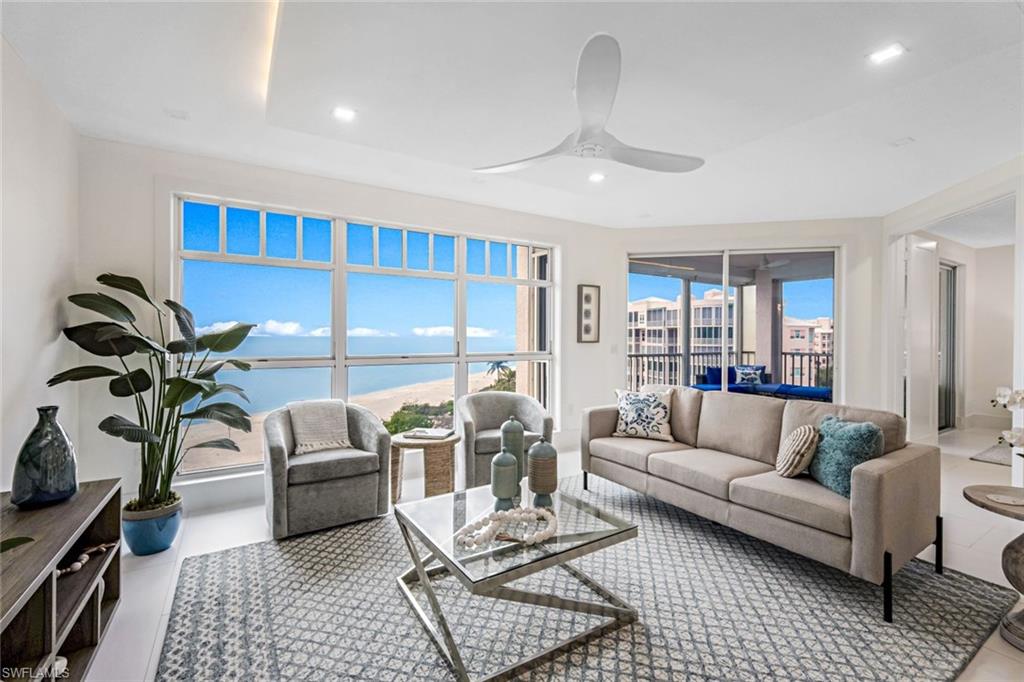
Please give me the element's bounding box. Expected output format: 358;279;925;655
288;448;379;485
648;448;773;500
776;424;819;477
730;471;851;537
781;400;905;455
696;391;786;464
613;388;674;441
589;437;686;472
809;416;884;497
475;428;542;455
641;384;703;446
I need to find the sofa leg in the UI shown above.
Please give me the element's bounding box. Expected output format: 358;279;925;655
883;551;893;623
583;471;589;491
934;516;944;574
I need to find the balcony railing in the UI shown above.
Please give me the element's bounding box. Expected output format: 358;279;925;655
626;351;755;390
626;351;832;391
780;351;833;388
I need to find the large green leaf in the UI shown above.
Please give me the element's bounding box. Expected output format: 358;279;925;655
201;383;250;402
97;273;158;309
0;537;33;554
68;293;136;323
163;299;196;346
184;438;240;453
167;338;207;355
181;402;252;431
93;323;167;356
196;323;256;353
109;368;153;397
193;358;252;380
64;322;136;357
47;365;120;387
162;376;215;408
98;414;159;444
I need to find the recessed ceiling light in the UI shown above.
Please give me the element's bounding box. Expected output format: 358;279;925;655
869;43;906;65
163;107;190;121
588;172;605;183
331;106;357;122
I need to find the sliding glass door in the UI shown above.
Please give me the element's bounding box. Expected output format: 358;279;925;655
627;249;837;401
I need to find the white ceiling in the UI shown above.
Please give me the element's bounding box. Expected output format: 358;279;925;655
3;2;1022;228
925;196;1017;248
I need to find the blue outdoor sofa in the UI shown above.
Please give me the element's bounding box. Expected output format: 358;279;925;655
692;366;833;402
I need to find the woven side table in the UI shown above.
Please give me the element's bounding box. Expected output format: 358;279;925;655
390;432;461;504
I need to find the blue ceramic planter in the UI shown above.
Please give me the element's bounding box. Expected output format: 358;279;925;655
122;500;182;555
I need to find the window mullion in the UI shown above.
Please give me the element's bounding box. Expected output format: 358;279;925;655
335;218;347;401
455;235;469;403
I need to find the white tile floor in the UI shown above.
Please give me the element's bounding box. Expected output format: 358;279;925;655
88;433;1024;681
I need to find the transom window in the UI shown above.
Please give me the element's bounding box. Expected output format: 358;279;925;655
176;196;555;475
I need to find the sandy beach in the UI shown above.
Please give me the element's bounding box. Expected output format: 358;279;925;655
180;371;495;472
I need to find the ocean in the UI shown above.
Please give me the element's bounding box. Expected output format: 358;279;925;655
197;336;515;415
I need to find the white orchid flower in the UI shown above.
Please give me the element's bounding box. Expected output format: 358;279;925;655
1002;429;1024;446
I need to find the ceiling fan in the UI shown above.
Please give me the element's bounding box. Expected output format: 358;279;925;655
474;34;705;175
757;256;791;271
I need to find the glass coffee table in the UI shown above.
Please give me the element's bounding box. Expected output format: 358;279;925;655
394;479;638;681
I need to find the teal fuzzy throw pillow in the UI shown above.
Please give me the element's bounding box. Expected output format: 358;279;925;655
808;415;884;497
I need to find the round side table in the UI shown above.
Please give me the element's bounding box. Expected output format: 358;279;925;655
390;433;461;504
963;484;1024;651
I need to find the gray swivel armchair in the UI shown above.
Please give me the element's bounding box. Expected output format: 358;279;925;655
455;393;554;488
263;402;390;539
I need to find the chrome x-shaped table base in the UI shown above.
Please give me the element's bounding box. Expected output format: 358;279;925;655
396;520;637;681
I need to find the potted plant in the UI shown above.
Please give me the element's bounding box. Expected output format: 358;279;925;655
48;273;255;555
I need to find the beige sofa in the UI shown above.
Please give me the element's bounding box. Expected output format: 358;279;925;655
581;386;942;621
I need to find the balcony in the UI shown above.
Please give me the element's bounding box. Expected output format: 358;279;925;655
626;351;833;392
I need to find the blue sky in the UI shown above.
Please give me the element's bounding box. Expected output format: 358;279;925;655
183;205;521;357
628;272;833;319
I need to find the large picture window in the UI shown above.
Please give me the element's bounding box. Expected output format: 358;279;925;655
626;250;836;402
176;197;555;475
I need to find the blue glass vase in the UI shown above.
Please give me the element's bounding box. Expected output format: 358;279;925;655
12;406;79;508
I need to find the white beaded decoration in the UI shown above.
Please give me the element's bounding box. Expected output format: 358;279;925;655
454;507;557;548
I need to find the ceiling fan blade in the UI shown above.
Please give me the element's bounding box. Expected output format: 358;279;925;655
606;142;705;173
474;135;574;174
575;34;621;136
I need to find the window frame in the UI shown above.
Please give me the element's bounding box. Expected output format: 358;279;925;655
174;194;556;478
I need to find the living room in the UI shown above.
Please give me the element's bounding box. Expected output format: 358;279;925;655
1;2;1023;681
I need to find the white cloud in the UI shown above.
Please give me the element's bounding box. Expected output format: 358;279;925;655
309;327;331;337
259;319;305;336
412;326;498;338
195;320;239;336
347;327;398;338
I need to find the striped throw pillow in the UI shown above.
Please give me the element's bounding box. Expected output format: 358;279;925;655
776;425;819;477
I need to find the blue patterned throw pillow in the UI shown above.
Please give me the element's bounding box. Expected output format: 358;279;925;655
613;389;674;442
808;415;884;497
735;364;764;384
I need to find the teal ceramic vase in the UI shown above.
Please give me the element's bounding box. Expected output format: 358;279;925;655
500;415;525;480
491;447;518;511
12;406;78;509
527;437;558;508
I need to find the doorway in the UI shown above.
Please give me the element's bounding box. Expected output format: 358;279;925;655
937;263;957;431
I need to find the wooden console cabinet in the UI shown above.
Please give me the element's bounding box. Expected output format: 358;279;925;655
1;479;122;681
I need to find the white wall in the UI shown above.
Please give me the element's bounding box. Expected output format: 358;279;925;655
968;245;1015;427
0;39;80;491
609;218;887;409
75;137;623;493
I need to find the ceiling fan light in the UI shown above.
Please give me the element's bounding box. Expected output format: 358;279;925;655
869;43;906;65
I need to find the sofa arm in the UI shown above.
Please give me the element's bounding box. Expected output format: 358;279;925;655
346;403;391;514
580;405;619;471
849;442;940;584
455;398;477;489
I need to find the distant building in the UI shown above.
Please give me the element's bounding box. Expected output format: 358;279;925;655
627;290;832;386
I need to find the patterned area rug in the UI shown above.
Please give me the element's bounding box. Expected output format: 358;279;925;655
158;476;1016;681
970;444;1013;466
